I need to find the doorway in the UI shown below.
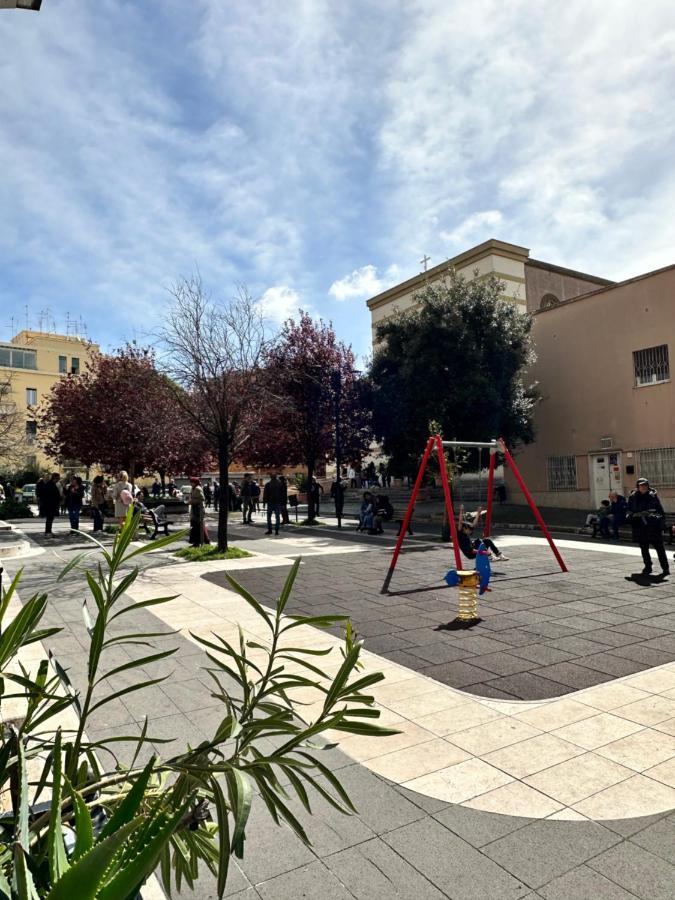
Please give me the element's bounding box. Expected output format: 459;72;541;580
590;452;623;507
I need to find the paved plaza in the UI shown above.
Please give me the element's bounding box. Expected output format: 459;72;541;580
3;518;675;898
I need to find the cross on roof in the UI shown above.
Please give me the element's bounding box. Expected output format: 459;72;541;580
420;254;431;272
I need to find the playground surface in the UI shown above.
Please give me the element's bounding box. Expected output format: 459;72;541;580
213;536;675;701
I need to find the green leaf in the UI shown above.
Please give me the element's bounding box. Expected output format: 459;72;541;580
97;802;190;900
48;731;69;883
281;614;349;633
322;642;361;712
123;527;187;561
277;558;301;615
209;777;231;900
11;844;40;900
88;675;169;713
64;777;94;862
110;569;139;603
15;739;29;851
95;648;178;685
223;574;274;631
109;595;179;622
225;769;252;859
84;571;105;612
0;567;22;627
98;755;156;841
45;818;140;900
56;552;89;583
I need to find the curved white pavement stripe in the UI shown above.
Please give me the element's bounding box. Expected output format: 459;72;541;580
128;538;675;822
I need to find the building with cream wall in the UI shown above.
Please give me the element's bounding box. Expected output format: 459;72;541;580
366;239;612;343
0;330;99;473
366;238;675;512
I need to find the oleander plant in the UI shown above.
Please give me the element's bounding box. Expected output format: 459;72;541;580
0;509;394;899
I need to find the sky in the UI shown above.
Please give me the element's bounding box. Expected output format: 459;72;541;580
2;0;675;363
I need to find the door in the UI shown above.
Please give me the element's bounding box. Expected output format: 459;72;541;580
590;453;623;507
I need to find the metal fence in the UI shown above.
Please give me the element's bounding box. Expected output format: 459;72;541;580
633;344;670;386
546;455;577;491
639;447;675;487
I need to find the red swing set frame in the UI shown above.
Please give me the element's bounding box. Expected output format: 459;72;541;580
381;435;567;593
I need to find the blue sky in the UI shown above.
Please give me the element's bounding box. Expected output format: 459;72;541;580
2;1;675;363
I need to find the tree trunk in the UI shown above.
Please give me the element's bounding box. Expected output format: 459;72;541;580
218;440;229;552
158;466;166;494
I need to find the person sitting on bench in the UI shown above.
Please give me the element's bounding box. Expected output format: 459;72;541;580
371;494;394;534
357;492;375;532
457;517;508;562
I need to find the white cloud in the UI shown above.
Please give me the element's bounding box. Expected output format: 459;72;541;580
440;211;504;249
256;286;303;325
329;264;401;301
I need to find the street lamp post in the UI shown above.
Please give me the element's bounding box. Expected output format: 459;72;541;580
0;1;43;9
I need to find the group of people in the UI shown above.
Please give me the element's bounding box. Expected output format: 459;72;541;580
357;492;394;534
585;490;628;539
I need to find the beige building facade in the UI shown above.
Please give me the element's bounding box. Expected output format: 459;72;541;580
508;264;675;511
366;239;612;342
0;330;99;473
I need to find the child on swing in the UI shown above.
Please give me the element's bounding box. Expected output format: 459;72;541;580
457;508;509;562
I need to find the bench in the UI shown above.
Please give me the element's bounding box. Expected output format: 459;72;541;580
140;506;174;540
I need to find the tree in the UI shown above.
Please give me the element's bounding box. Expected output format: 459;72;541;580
38;345;211;479
0;373;31;473
160;277;268;551
246;313;371;522
369;271;538;474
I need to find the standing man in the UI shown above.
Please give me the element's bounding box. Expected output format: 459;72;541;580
241;474;255;524
35;473;48;517
43;473;62;538
627;477;669;578
330;477;345;520
213;480;220;512
310;477;324;517
263;474;283;535
203;481;212;509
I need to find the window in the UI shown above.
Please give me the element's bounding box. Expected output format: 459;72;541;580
0;346;37;370
540;293;560;310
26;388;37;406
600;436;613;449
59;355;67;374
639;447;675;487
25;421;37;444
633;344;669;386
71;357;80;374
547;455;577;491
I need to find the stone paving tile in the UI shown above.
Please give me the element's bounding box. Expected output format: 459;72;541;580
383;816;530;899
325;838;446;899
223;544;675;700
588;841;675;899
538;865;638;899
483;818;621;890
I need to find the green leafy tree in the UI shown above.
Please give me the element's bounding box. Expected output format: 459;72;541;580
369;271;537;474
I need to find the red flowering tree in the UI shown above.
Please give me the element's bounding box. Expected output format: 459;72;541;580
38;346;211;481
245;313;371;522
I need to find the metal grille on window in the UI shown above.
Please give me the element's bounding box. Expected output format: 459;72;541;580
639;447;675;487
633;345;670;386
547;455;577;491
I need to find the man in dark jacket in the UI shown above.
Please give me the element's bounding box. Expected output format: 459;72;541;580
43;473;62;537
240;474;256;524
263;474;284;535
608;491;628;539
627;477;669;577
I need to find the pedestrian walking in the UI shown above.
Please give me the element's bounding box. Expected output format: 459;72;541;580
188;476;208;546
627;477;670;578
113;470;134;524
330;477;345;519
65;476;85;531
203;482;212;508
263;474;284;535
279;476;289;524
90;474;106;533
43;473;61;537
35;473;49;517
310;477;324;516
151;479;161;498
213;480;220;512
240;474;256;524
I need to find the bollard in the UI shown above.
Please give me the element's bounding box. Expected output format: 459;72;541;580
457;570;479;621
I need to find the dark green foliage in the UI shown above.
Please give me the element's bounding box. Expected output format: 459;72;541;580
0;498;34;518
369;271;538;474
